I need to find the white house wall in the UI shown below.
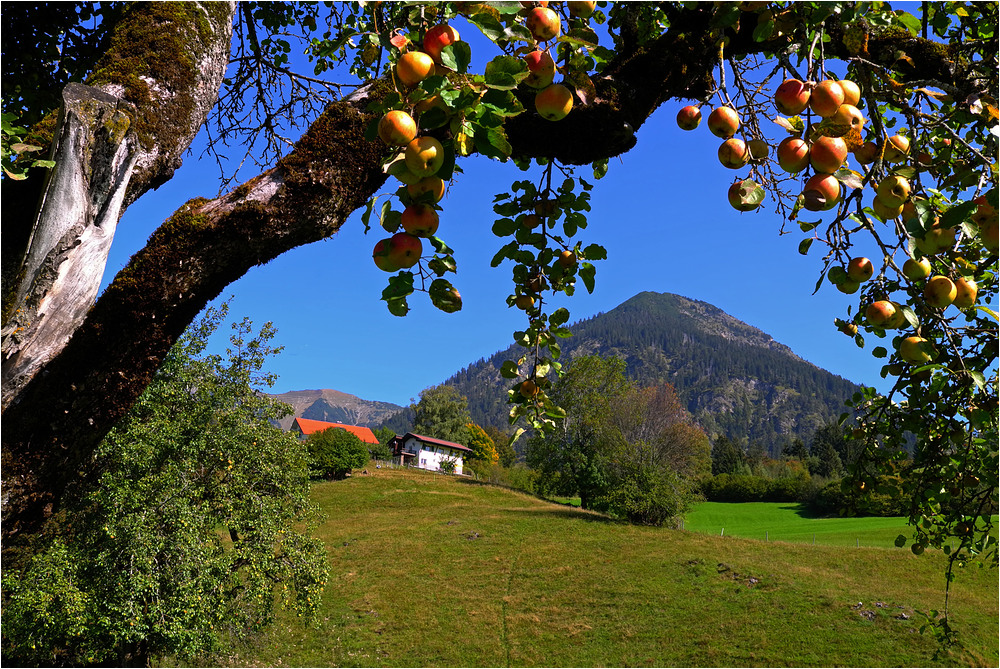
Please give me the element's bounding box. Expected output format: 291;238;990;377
403;436;464;475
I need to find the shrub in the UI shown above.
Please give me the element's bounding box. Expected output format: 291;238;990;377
306;427;369;479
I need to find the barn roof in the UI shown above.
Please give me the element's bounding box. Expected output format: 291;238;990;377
292;417;379;444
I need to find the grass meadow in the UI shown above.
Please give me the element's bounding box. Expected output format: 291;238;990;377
218;467;998;667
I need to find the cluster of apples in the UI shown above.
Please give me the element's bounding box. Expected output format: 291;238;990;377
371;24;458;273
520;1;598;121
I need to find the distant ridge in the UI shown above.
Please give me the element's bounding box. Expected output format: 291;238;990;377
441;291;861;449
269;389;403;431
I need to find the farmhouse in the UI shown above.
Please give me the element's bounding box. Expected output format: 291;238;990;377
389;432;471;475
291;417;379;444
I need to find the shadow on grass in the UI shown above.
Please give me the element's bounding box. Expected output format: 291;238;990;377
455;478;619;524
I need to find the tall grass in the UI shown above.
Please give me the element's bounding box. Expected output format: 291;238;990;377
217;467;998;668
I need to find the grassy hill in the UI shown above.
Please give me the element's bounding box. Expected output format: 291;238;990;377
221;467;998;667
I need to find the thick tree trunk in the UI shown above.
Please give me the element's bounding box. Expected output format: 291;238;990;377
2;84;139;411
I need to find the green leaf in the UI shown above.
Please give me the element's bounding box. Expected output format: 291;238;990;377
752;20;775;42
798;238;814;255
894;534;908;548
940;201;977;230
592;158;609;180
439;41;472;73
873;346;888;359
558;27;599;49
894;10;922;36
500;360;520;379
492;218;517;236
834;168;864;191
582;243;607;260
484;55;529;90
481;88;525;117
550;307;571;327
467;11;507;42
473;125;512;160
579;263;596;293
429;278;462;313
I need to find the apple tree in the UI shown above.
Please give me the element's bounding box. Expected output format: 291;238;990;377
1;0;996;647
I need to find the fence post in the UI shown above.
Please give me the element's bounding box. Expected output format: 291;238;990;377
721;528;724;537
765;531;768;542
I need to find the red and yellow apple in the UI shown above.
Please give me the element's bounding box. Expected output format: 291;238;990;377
865;300;897;327
396;51;435;87
377;110;417;146
523;50;556;88
774;78;811;115
676;105;702;131
406;176;446;203
423;24;460;64
718;138;750;169
810;135;848;173
883;134;910;162
802;173;841;211
400;203;440;237
404;136;446;177
899;336;933;364
871;197;903;221
707;106;740;139
902;257;932;281
838;79;861;106
875;175;911;208
728;179;762;212
853;141;879;164
810;80;845;117
827;104;865;136
526;6;561;41
847;257;874;282
567;0;596;18
777;137;810;172
535;83;574;120
952;277;978;308
923;275;957;308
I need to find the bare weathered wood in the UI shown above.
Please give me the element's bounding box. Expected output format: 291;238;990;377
2;84;139;410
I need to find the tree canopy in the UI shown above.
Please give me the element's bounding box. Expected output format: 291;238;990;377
1;0;997;649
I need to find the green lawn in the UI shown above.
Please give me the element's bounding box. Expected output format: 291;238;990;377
684;501;916;548
217;468;998;668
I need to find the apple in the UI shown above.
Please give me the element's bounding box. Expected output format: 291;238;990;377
853;141;879;164
923;275;957;308
885;303;906;329
567;0;597;18
377;110;417;146
396;51;435;87
952;277;978;308
747;139;769;161
980;218;999;253
774;78;811;115
707;106;740;139
676;105;702;130
514;294;535;310
523;50;556;88
535;83;574;120
883;134;910;162
971;198;998;227
535;199;559;218
847;257;874;282
414;94;446;115
838;79;861;106
871;197;903;221
558;250;577;267
911;542;926;556
810;80;845;117
902;257;932;281
386;231;422;268
718;138;750;169
875;175;911;208
404;136;445;177
802;173;841;211
407;176;446;203
915;222;956;255
519;379;540;398
837;278;861;294
400;203;440;237
810;136;848;173
899;336;933;364
827;104;865;136
865;300;897;327
522;213;543;228
526;6;561;41
423;24;460;64
728;178;762;212
372;238;401;272
777;137;810;172
838;320;859;336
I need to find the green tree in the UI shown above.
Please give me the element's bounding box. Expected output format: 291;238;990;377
810;432;845;480
782;438;810;462
483;424;517;467
466;422;499;463
527;356;634;509
371;426;396;461
711;435;745;476
0;306;327;667
411;385;472;445
306;427;370;480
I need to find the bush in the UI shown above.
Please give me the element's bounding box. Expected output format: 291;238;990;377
306;427;369;479
467;461;538;495
601;466;695;527
702;473;807;503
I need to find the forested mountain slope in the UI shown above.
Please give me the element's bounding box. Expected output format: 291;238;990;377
445;292;861;448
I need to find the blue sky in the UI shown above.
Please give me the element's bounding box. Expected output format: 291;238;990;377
100;13;892;408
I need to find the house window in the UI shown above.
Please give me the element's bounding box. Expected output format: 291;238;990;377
420;458;426;466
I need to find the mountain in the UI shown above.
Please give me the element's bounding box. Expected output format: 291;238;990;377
269;389;403;431
442;291;861;451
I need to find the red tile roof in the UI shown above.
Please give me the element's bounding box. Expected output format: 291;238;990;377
293;417;379;444
404;432;472;453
